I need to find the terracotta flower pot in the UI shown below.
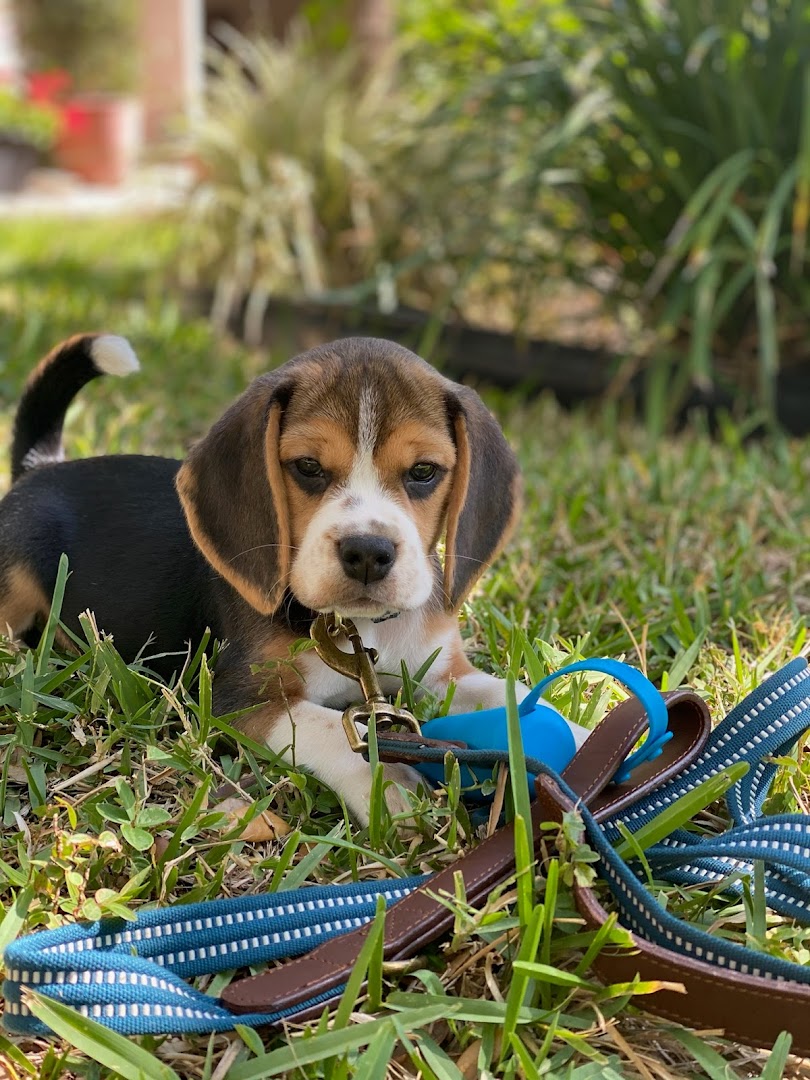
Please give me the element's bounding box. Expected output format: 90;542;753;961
55;94;141;185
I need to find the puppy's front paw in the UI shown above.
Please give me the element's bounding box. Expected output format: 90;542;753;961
381;761;424;817
346;761;425;828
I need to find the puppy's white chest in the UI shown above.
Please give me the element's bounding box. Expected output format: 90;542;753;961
301;612;447;709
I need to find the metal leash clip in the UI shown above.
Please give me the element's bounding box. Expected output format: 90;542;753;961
310;612;422;753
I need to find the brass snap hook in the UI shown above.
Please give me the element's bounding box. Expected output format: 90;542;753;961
310;613;369;681
310;613;422;753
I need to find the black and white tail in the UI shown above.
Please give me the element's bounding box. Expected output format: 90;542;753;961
10;333;139;483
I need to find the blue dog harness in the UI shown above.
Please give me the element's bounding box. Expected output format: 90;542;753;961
4;657;810;1045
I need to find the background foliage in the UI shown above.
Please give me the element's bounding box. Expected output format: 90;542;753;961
12;0;139;94
567;0;810;414
184;0;810;420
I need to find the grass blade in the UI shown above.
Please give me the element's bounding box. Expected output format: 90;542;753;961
157;775;212;869
24;990;182;1080
0;885;34;960
506;672;535;927
791;66;810;272
412;1033;465;1080
332;893;386;1028
755;269;778;421
501;902;546;1057
613;763;749;860
36;553;69;677
229;1003;459;1079
761;1032;793;1079
0;1033;37;1076
665;629;706;689
512;962;596;990
387;991;554;1025
352;1023;398;1080
666;1025;742;1079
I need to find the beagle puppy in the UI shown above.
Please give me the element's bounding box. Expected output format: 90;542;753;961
0;333;572;825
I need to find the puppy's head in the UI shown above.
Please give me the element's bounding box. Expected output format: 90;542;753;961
176;338;521;620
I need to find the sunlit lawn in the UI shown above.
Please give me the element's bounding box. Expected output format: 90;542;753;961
0;216;808;1078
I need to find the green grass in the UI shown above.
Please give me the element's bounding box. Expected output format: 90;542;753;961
0;216;268;477
0;216;808;1078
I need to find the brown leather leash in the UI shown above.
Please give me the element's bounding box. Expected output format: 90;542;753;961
219;692;710;1021
6;618;810;1050
219;680;810;1055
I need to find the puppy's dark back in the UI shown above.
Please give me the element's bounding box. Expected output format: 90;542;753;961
0;456;215;673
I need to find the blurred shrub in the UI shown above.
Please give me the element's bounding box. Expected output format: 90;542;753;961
404;0;810;411
13;0;139;95
400;0;579;82
567;0;810;411
183;15;593;337
0;88;60;150
396;1;599;330
182;29;421;333
184;0;810;416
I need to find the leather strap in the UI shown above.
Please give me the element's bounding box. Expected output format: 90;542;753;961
223;682;810;1054
544;778;810;1058
375;731;469;765
560;689;711;821
220;797;531;1014
219;690;710;1015
575;882;810;1055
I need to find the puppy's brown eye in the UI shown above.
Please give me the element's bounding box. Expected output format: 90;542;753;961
404;461;444;499
295;458;324;478
408;462;437;483
288;457;329;494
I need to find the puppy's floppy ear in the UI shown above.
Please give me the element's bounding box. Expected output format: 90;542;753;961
176;373;293;615
443;385;522;611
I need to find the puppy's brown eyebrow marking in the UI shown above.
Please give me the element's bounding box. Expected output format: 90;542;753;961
279;417;356;476
375;420;457;477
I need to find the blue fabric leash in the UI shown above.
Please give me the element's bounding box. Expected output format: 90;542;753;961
3;878;427;1035
4;657;810;1037
601;658;810;921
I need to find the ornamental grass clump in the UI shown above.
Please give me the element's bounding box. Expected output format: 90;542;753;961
570;0;810;413
182;29;419;332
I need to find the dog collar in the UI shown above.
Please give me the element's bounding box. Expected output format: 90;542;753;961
370;610;400;624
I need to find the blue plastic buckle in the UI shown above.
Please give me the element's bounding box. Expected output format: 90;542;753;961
416;658;672;799
523;658;673;783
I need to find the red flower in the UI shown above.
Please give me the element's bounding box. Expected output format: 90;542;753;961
27;70;71;106
25;70;84;138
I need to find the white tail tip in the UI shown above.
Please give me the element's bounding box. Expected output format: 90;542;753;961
91;335;140;377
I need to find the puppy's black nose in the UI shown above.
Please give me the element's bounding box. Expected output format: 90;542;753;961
338;534;396;584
